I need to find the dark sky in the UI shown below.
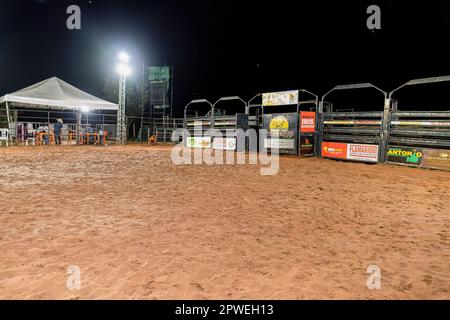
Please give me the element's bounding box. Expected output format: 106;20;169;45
1;0;450;115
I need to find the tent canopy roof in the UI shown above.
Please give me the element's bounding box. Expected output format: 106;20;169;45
0;77;118;111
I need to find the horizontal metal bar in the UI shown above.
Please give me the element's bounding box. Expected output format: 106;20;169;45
324;120;382;125
213;122;237;126
391;121;450;127
323;112;383;118
323;134;380;143
324;128;381;134
334;83;376;90
299;99;317;105
389;137;450;147
407;76;450;86
190;99;212;104
392;111;450;118
390;129;450;137
216;96;243;101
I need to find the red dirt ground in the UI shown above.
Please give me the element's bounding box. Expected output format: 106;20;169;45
0;145;449;299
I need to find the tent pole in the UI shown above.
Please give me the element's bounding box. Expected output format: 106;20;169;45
76;110;81;144
5;101;11;144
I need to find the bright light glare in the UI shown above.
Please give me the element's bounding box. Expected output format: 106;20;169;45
118;52;130;63
116;63;131;76
80;106;89;112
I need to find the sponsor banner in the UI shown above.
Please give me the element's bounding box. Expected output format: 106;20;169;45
299;136;315;156
262;90;299;106
148;66;171;81
322;142;348;159
347;143;379;163
213;138;236;151
300;112;316;133
186;136;211;148
269;115;290;130
386;146;423;166
262;113;298;155
264;139;295;149
421;148;450;170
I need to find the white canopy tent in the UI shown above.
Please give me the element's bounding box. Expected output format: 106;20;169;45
0;77;118;111
0;77;118;144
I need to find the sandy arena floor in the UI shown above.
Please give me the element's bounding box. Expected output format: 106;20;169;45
0;145;449;299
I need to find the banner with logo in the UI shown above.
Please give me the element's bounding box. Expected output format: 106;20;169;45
300;112;316;133
322;142;379;163
299;136;315;156
386;146;450;170
148;66;171;81
322;142;348;159
213;138;236;151
386;146;423;166
347;144;379;163
262;113;298;155
262;90;299;107
422;148;450;170
186;136;211;148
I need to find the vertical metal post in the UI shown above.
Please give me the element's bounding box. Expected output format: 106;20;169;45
5;101;11;144
170;66;174;118
117;72;127;144
379;96;391;163
140;62;145;145
317;101;324;157
76;110;81;144
14;109;18;143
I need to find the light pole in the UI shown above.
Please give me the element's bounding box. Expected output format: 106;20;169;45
116;52;131;144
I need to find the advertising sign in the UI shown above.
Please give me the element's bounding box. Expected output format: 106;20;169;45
262;113;298;155
386;146;423;166
421;148;450;170
186;136;211;148
300;112;316;133
299;136;315;156
264;139;295;149
262;90;299;106
213;138;236;151
149;66;171;81
347;144;379;163
322;142;348;159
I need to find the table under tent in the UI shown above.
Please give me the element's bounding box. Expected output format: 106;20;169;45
0;77;118;146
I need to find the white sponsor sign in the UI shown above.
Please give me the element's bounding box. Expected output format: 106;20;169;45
347;143;379;162
213;138;236;150
264;138;295;149
262;90;299;106
186;136;211;148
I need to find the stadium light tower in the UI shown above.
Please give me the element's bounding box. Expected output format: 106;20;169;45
116;52;131;144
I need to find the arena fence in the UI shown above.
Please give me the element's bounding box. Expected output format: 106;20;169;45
3;75;450;171
384;76;450;170
318;83;387;163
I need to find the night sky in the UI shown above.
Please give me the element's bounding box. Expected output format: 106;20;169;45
1;0;450;115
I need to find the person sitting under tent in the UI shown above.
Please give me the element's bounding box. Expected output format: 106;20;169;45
37;125;50;145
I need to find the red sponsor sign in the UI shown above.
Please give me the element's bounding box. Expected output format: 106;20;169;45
322;142;348;159
300;112;316;133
